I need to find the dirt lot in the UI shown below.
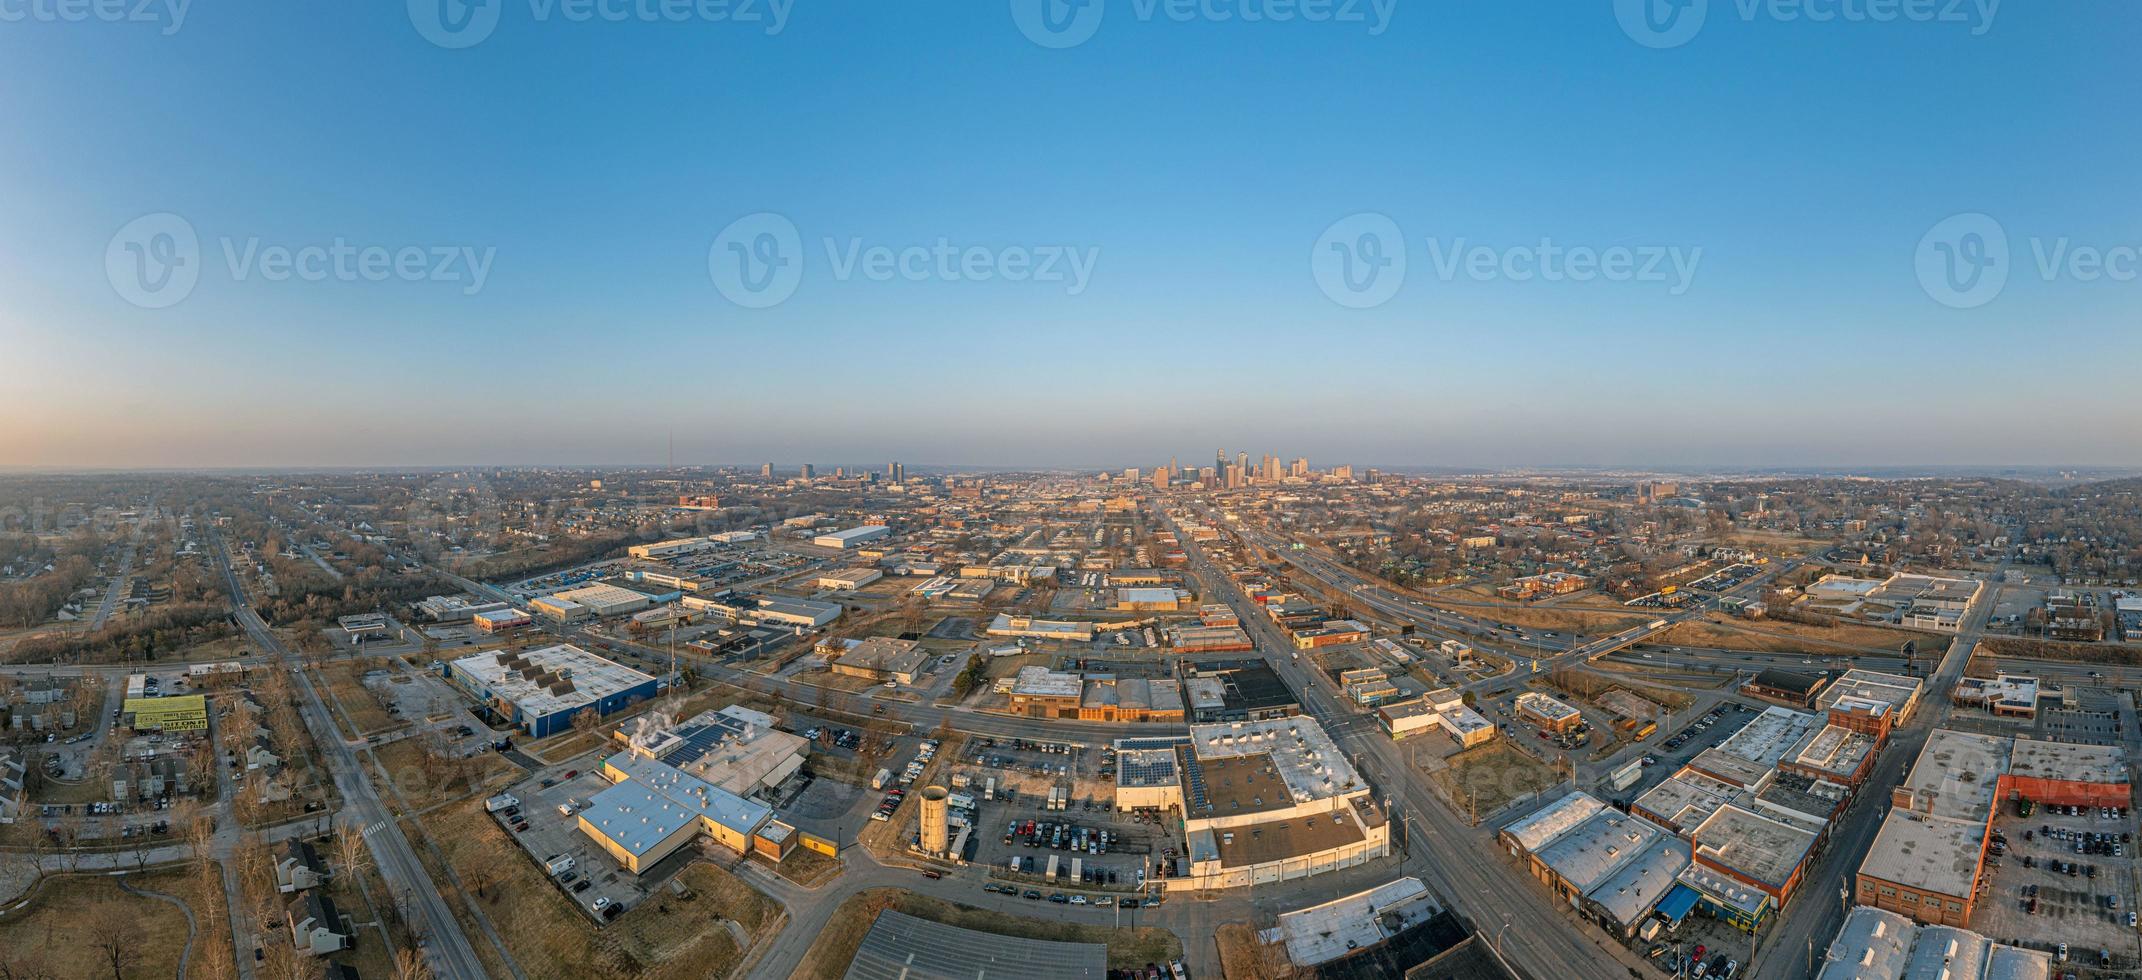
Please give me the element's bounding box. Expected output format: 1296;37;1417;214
1424;600;1653;637
793;887;1184;980
1662;615;1931;655
316;663;401;737
0;870;195;980
1429;739;1561;822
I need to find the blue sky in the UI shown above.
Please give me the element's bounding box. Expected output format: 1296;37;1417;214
1;1;2136;469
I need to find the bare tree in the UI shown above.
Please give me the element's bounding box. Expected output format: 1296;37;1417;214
335;822;371;884
391;948;435;980
89;902;146;980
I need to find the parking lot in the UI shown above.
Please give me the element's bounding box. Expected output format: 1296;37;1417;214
489;767;659;923
1979;800;2142;970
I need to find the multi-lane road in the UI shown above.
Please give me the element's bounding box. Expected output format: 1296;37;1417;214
208;533;492;980
1166;509;1650;980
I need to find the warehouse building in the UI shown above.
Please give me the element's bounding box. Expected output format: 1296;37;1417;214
1171;625;1254;653
629;537;718;560
986;614;1095;642
1113;587;1183;612
817;568;883;592
1817;669;1924;732
610;705;809;799
578;753;773;874
1814;906;2050;980
542;583;653;619
1500;792;1693;939
417;595;509;623
1741;669;1829;708
443;645;658;738
813;525;891;550
1291;619;1372;650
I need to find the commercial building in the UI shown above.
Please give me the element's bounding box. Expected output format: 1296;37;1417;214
1171;625;1254;653
443;645;659;738
124;695;208;733
1376;690;1494;748
827;637;928;686
1182;659;1300;722
1500;792;1694;940
1689;803;1820;909
1006;666;1184;722
1742;669;1830;708
629;537;721;560
1515;692;1583;733
611;705;809;798
336;614;390;638
816;568;883;592
1814;906;2051;980
1270;878;1439;968
813;525;891;550
471;607;532;633
1951;673;2042;719
986;614;1096;642
543;583;654;619
416;595;509;623
1292;619;1372;650
1113;587;1182;612
1856;729;2128;927
578;753;773;874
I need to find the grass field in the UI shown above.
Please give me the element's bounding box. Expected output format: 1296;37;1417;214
793;888;1184;980
413;800;782;979
1429;739;1561;822
1417;600;1653;637
0;871;195;980
777;847;844;887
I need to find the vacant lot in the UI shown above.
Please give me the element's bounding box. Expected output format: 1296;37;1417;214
415;800;780;979
794;888;1183;980
317;663;401;737
1982;637;2142;666
1429;739;1560;822
1662;615;1930;656
1420;600;1653;637
777;847;843;887
0;871;194;980
1216;922;1294;980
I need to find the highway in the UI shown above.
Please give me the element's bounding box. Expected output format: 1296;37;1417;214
208;532;492;980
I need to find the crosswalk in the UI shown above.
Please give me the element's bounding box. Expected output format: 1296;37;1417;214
361;819;387;839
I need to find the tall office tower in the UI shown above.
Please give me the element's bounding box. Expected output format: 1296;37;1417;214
887;462;905;483
1334;464;1354;481
1200;466;1216;486
920;786;950;855
1152;469;1169;490
1365;468;1382;484
760;463;773;478
834;467;845;479
1169;456;1180;480
1264;455;1281;482
1124;467;1141;483
1216;448;1227;473
799;463;814;480
1226;464;1243;489
1236;452;1249;478
1292;457;1310;477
